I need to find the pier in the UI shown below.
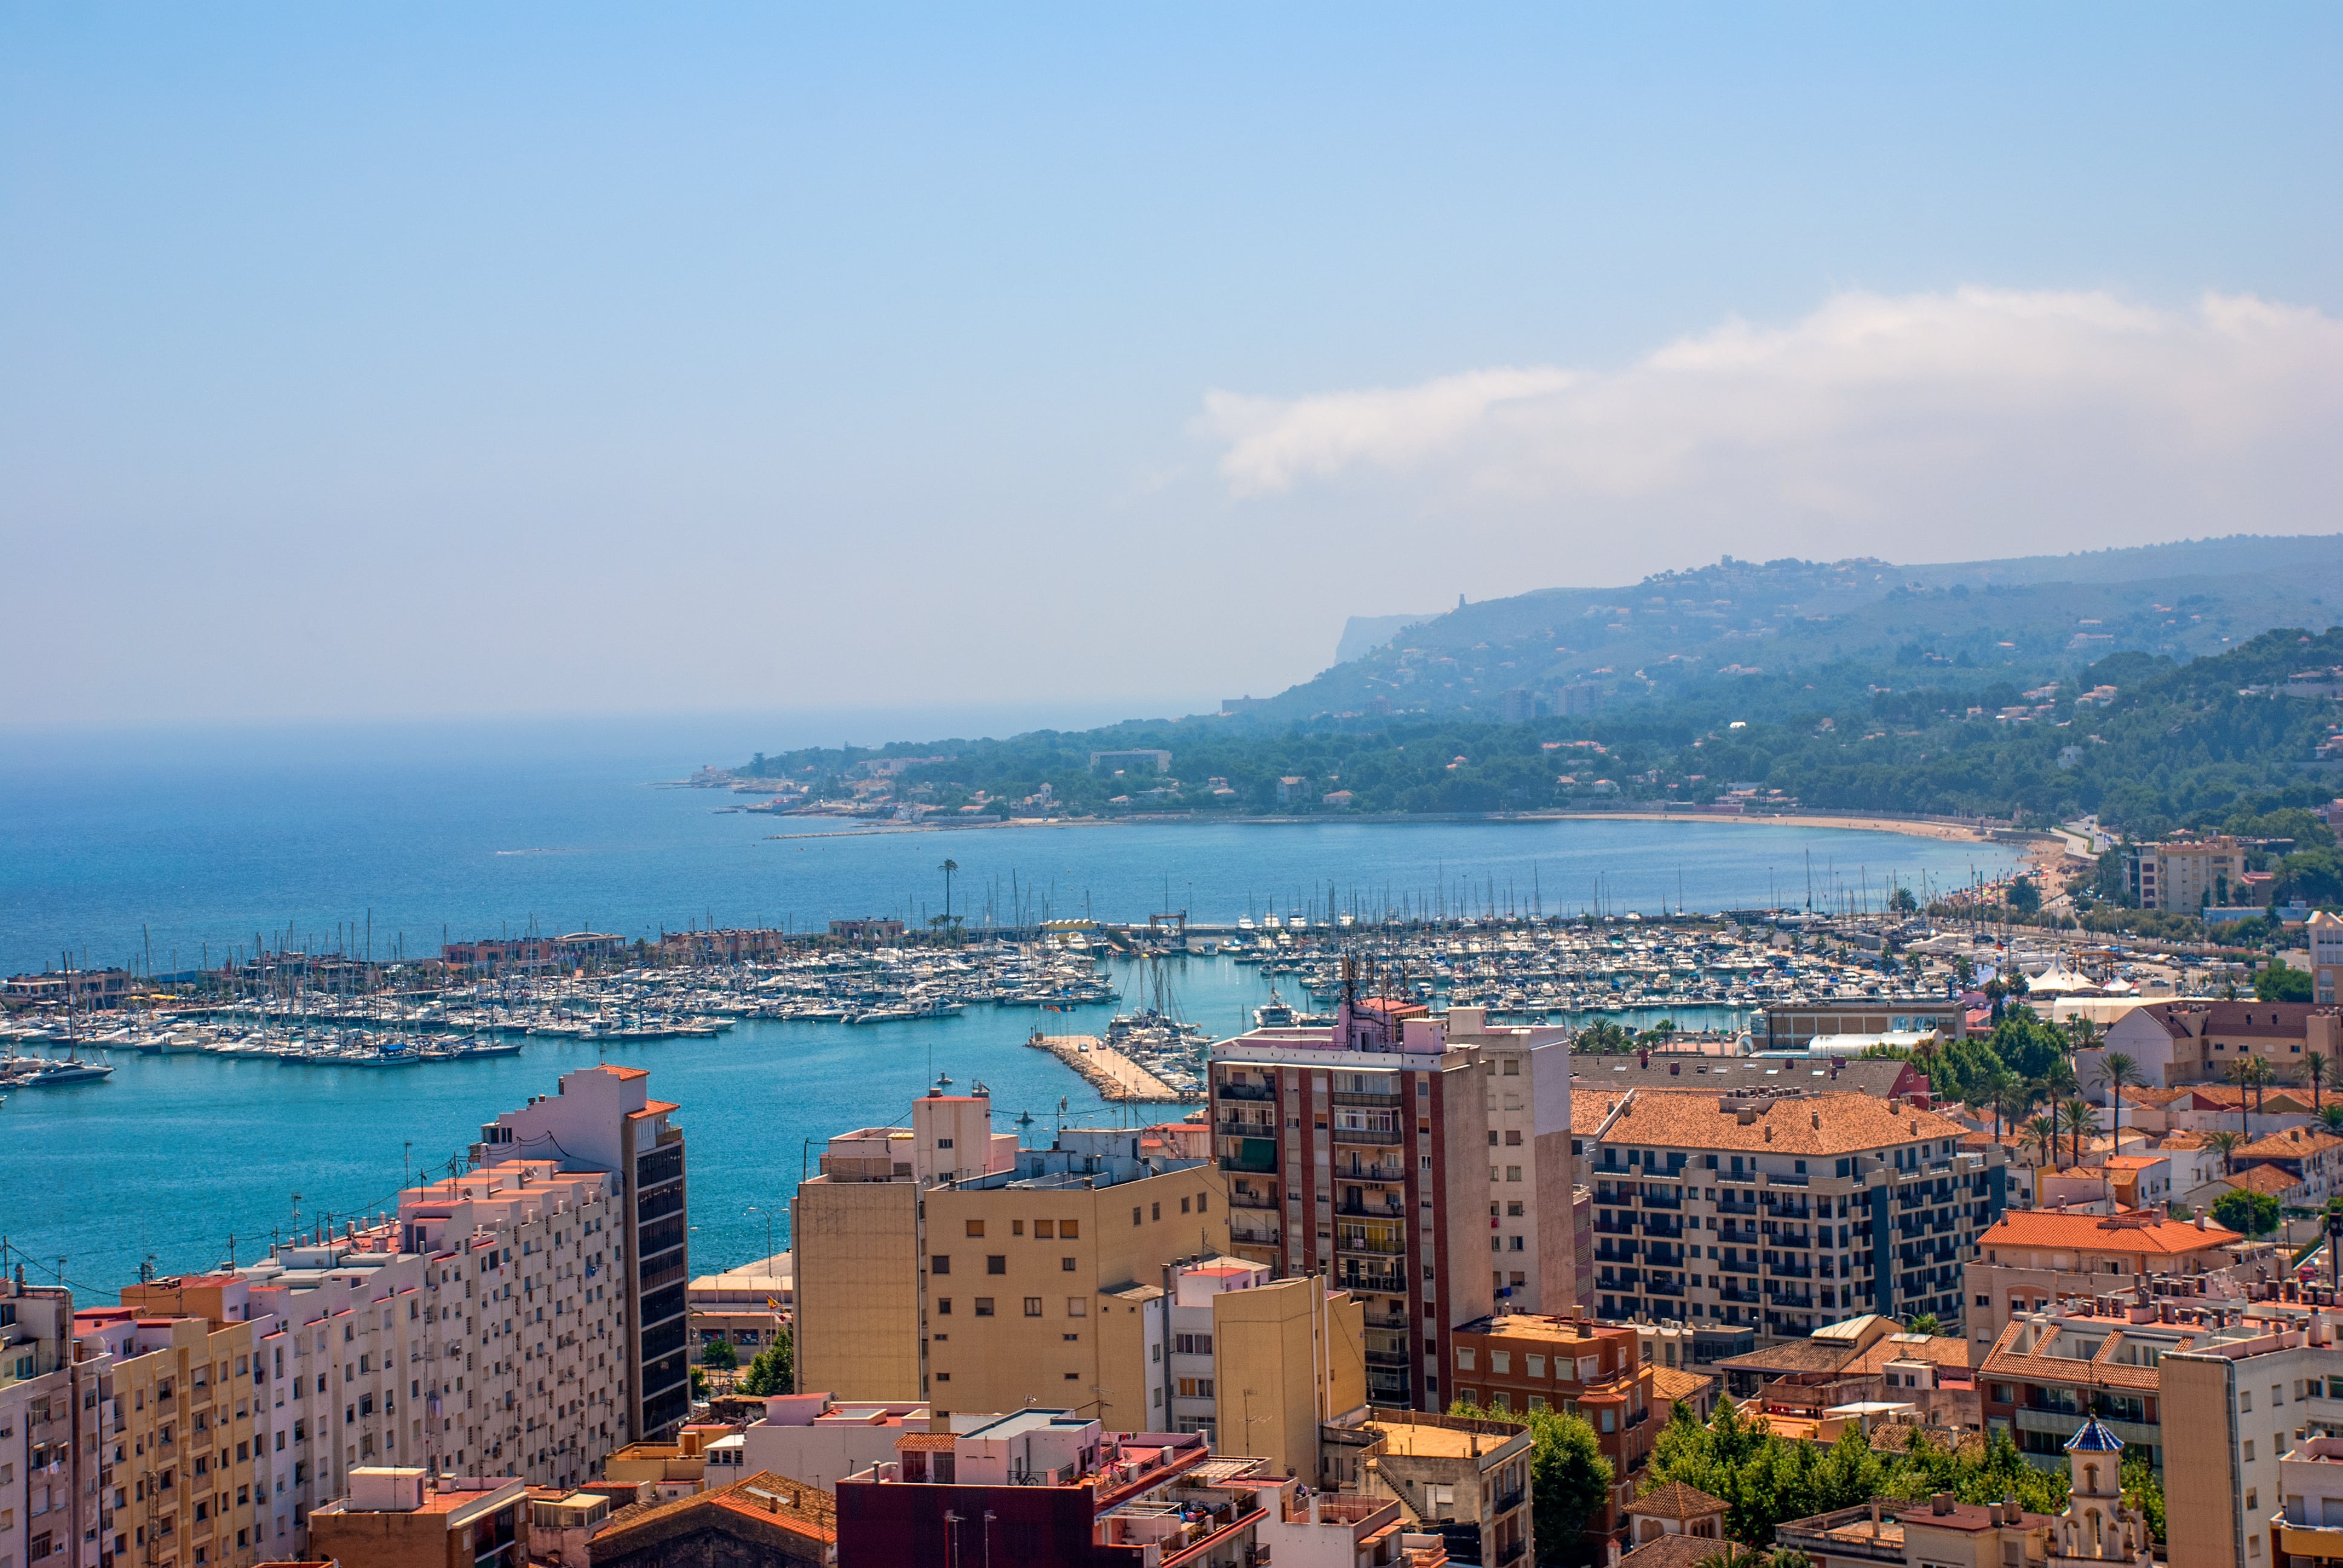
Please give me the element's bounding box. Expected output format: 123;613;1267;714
1024;1030;1194;1103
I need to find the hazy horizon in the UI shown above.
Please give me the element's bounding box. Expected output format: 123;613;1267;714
6;7;2336;728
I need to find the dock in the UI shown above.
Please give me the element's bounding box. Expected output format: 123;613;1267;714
1025;1031;1194;1103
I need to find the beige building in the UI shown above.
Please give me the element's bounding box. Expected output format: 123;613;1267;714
1965;1207;2244;1347
306;1469;527;1568
2126;834;2247;912
794;1090;1226;1428
1321;1406;1533;1568
2087;1000;2343;1091
72;1307;269;1568
2;1282;97;1568
2310;909;2341;1006
1181;1263;1364;1480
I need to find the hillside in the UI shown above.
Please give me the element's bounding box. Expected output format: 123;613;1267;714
730;624;2343;861
1271;534;2343;724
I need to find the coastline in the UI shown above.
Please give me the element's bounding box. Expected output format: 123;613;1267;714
766;808;2017;848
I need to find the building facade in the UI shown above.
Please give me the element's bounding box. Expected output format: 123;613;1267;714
1210;985;1507;1413
794;1092;1227;1430
474;1065;691;1438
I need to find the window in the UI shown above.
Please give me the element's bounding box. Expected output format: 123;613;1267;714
1525;1355;1545;1377
931;1256;951;1275
2243;1440;2255;1461
937;1299;952;1316
1035;1220;1054;1238
1507;1201;1524;1218
1181;1196;1191;1214
1506;1166;1522;1182
1012;1220;1025;1235
1024;1298;1043;1317
1133;1207;1143;1226
1060;1219;1079;1238
1067;1298;1087;1318
966;1220;985;1238
1504;1057;1520;1076
1457;1347;1476;1371
1062;1256;1076;1272
1152;1203;1161;1221
988;1256;1006;1275
1492;1351;1512;1374
974;1299;995;1318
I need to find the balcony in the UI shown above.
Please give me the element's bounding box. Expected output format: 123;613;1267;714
1337;1233;1405;1256
1716;1195;1759;1217
1720;1285;1762;1304
1332;1089;1402;1106
1332;1125;1403;1146
1217;1083;1275;1102
1334;1163;1409;1184
1769;1292;1817;1310
1493;1485;1527;1514
1646;1280;1686;1299
1769;1263;1815;1279
1340;1270;1408;1296
1226;1192;1279;1210
1641;1217;1686;1240
1639;1192;1683;1210
1719;1259;1759;1276
1229;1226;1281;1248
1364;1348;1415;1368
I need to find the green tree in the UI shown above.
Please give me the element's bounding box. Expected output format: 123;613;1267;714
2094;1052;2143;1145
2122;1449;2166;1543
2204;1129;2246;1174
1905;1312;1941;1336
739;1331;795;1396
2008;877;2042;914
2058;1096;2100;1169
2211;1187;2280;1237
1452;1403;1613;1566
2258;962;2315;1003
700;1337;738;1371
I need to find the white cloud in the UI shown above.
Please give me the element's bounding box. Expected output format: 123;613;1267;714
1196;288;2343;552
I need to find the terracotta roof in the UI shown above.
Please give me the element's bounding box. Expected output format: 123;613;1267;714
589;1471;835;1552
2102;1154;2169;1170
2238;1128;2343;1160
1979;1208;2240;1256
1849;1334;1978;1374
595;1065;650;1080
1713;1339;1859;1376
893;1432;956;1451
1573;1088;1967;1156
1630;1481;1729;1520
2177;1085;2316;1114
2223;1164;2301;1197
1619;1538;1732;1568
2131;1001;2341;1039
1650;1365;1717;1406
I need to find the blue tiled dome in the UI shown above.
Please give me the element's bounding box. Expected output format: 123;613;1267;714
2065;1417;2125;1452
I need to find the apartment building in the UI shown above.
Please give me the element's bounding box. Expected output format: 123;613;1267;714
1965;1207;2244;1347
2127;834;2247;912
793;1090;1226;1428
1443;1008;1574;1314
1210;981;1527;1413
1319;1406;1532;1568
2087;1001;2343;1091
836;1413;1426;1568
474;1064;690;1439
1448;1313;1650;1550
305;1469;528;1568
1145;1257;1364;1479
2163;1296;2343;1568
70;1307;268;1568
1573;1086;2004;1354
2312;910;2341;1006
2;1281;97;1568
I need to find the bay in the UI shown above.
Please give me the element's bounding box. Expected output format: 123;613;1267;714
0;714;2017;1295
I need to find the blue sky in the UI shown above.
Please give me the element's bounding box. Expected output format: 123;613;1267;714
4;6;2336;726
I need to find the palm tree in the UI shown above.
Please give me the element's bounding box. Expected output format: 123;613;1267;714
1982;1067;2024;1142
2025;1114;2062;1172
2229;1055;2276;1135
2094;1052;2144;1148
2302;1051;2332;1117
2321;1103;2343;1136
2064;1014;2103;1055
2206;1129;2246;1175
2059;1096;2101;1169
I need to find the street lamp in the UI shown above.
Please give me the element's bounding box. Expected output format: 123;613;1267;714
746;1205;776;1264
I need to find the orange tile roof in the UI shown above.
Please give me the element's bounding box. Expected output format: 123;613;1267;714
597;1065;650;1080
1979;1208;2239;1256
1630;1481;1728;1520
1573;1088;1967;1157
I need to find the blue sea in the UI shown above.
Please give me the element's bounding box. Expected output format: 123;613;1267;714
0;713;2017;1296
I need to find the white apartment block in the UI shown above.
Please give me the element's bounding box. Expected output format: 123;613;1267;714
1;1284;94;1568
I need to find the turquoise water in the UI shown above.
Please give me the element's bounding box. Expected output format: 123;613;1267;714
0;717;2017;1294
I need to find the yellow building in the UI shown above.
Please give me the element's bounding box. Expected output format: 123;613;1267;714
795;1090;1227;1425
76;1299;267;1568
1210;1272;1365;1482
